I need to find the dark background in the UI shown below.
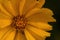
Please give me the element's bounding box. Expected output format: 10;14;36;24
43;0;60;40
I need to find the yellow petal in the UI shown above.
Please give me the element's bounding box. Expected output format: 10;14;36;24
28;29;45;40
21;0;37;15
10;0;20;14
1;28;16;40
31;34;45;40
27;25;50;38
15;31;26;40
28;22;52;31
0;9;12;28
2;1;17;16
25;8;53;18
0;27;11;39
0;19;12;28
24;29;35;40
25;8;40;17
0;11;11;19
27;8;56;22
22;0;45;15
19;0;25;16
35;0;45;8
0;3;12;17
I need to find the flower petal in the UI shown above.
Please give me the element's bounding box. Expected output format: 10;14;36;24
27;29;46;40
24;29;35;40
27;8;56;22
21;0;37;15
28;22;52;31
19;0;25;16
25;8;53;18
1;1;17;16
0;28;16;40
0;3;12;17
0;19;12;28
10;0;20;12
0;11;11;19
0;27;11;39
26;25;50;38
35;0;45;8
15;31;26;40
21;0;45;15
0;9;12;28
25;8;40;18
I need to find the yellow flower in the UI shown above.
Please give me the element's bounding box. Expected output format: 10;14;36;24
0;0;56;40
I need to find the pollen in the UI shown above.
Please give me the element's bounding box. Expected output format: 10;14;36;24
12;15;27;30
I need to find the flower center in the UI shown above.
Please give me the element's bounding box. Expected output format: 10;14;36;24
12;15;27;30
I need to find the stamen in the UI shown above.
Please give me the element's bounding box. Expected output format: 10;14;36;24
11;15;27;30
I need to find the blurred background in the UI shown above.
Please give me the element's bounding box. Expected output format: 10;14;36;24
43;0;60;40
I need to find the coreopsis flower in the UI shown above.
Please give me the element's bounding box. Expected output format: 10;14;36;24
0;0;56;40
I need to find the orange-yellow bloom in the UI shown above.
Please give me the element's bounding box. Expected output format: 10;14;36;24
0;0;56;40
